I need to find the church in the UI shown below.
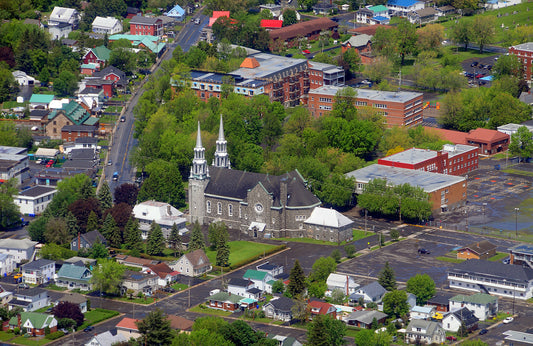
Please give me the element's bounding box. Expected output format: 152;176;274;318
188;117;327;239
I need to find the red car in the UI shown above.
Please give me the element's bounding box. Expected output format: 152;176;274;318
475;73;485;79
302;49;311;54
446;336;457;341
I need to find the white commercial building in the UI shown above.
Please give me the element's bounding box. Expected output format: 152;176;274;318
14;186;57;216
132;200;187;240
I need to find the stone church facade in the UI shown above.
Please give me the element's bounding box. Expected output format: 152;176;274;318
188;117;322;239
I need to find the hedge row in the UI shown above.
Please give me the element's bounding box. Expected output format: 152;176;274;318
45;331;65;340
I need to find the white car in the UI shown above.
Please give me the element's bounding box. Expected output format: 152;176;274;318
503;317;514;324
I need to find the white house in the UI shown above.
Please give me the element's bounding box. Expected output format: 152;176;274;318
243;269;274;293
227;278;263;300
0;238;37;264
387;0;424;17
0;254;15;276
326;273;359;297
0;146;30;185
77;87;105;110
49;6;79;28
405;320;446;344
48;23;72;40
173;249;212;277
12;71;38;86
410;305;435;320
449;293;498;321
14;186;57;216
21;259;55;285
10;288;49;312
442;307;479;332
349;281;387;304
132;200;188;240
85;331;127;346
497;123;533;137
92;16;123;35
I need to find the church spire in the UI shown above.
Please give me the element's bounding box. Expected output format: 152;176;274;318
190;121;208;179
213;115;231;169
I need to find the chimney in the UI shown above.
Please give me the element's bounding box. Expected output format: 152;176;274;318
167;205;171;215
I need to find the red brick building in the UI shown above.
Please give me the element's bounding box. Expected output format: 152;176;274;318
378;144;479;176
61;125;98;143
269;17;338;50
425;127;510;156
341;34;373;64
308;61;345;89
129;15;163;36
508;42;533;83
306;85;423;127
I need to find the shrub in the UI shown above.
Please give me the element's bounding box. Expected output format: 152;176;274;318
45;331;65;340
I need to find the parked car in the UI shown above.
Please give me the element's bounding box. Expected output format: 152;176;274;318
84;326;95;332
418;248;430;254
502;256;510;264
194;18;200;24
479;329;488;335
18;283;29;289
471;61;479;67
107;159;112;166
446;336;457;341
487;65;492;70
162;287;176;293
475;73;485;79
503;317;514;324
112;172;119;181
120;116;125;122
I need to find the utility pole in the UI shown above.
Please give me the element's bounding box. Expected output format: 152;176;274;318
399;195;402;224
364;209;367;232
188;278;191;308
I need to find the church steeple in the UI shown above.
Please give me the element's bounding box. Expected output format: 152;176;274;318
213;115;231;169
190;121;208;179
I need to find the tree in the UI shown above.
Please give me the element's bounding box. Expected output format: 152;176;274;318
493;54;523;80
53;70;78;96
137;160;186;209
68;197;101;233
342;49;362;77
109;48;136;75
308;281;327;299
344;244;356;258
417;24;444;51
136;309;174;346
215;233;230;267
378;261;397;291
382;290;409;319
282;9;297;26
306;314;346;346
39;243;77;261
97;181;113;210
86;211;99;233
471;16;495;54
457;321;469;337
330;288;346;305
390;229;400;242
52;302;84;327
90;241;108;259
313;52;335;65
45;217;71;245
0;178;20;230
451;19;472;51
363;56;393;83
407;274;435;305
509;126;533;162
124;217;142;252
28;217;47;243
309;256;337;283
354;329;374;346
101;213;121;248
146;222;165;256
272;280;285;294
114;183;139;206
90;259;125;295
331;249;342;263
189;221;205;251
396;18;418;65
287;260;306;297
168;223;182;257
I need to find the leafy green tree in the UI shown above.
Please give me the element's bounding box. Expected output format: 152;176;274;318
417;24;444;51
407;274;436;305
28;217;47;243
378;261;397;291
86;211;99;233
146;222;165;256
331;249;342;263
90;258;125;295
317;173;355;209
457;321;469;337
168;223;182;257
102;213;121;248
45;217;71;245
109;48;136;75
493;54;523;80
344;244;356;258
509;126;533;162
137;160;186;209
382;290;409;319
313;52;335;65
354;329;374;346
471;16;495;54
309;256;337;283
97;181;113;211
390;229;400;241
215;232;230;267
0;178;20;230
53;70;78;96
342;49;362;77
308;281;328;299
0;64;17;103
396;18;418;65
330;288;346;305
363;56;393;83
90;241;108;259
189;221;205;251
451;18;472;51
307;314;346;346
65;211;79;237
39;243;77;260
272;280;285;294
124;217;142;251
287;260;306;297
136;309;174;346
282;9;297;26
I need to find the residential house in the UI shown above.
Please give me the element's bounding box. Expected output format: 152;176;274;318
57;293;88;313
115;254;159;269
263;296;295;322
326;273;359;297
22;259;55;285
174;249;211;277
77;87;104;111
457;240;497;260
92;16;123;35
410;305;435;320
74;136;99;150
405;320;446;344
14;186;57;216
70;230;107;252
207;291;245;312
509;243;533;268
259;4;282;18
387;0;424;17
49;6;79;28
307;300;336;320
12;71;38;86
442;307;479;332
165;4;185;21
129;16;163;36
122;270;159;296
144;263;179;287
267;335;302;346
9;312;57;336
0;289;13;305
349;281;387;304
9;288;49;312
0;238;38;264
85;331;127;346
256;262;284;278
82;46;111;65
0;254;15;276
93;65;128;95
356;5;390;24
341;34;373;63
449;293;498;321
116;317;141;339
243;269;274;293
55;263;92;291
448;259;533;300
344;310;388;328
61;124;99;143
167;315;194;332
29;94;55;110
45;101;93;140
0;146;30;185
227;278;263;300
304;207;354;243
407;7;438;24
426;292;453;312
436;5;456;16
48;23;72;40
132;200;188;240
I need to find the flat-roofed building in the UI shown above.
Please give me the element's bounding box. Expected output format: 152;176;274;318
14;186;57;216
308;61;345;89
306;85;423;127
346;164;467;213
269;17;338;49
508;42;533;84
509;243;533;269
0;146;30;185
497;123;533;136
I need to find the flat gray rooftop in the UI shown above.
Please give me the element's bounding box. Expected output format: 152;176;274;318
0;146;27;156
231;53;308;80
346;164;465;193
382;148;437;164
309;85;422;103
503;330;533;344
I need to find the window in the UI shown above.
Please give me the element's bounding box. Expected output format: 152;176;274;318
228;204;233;216
374;103;387;109
206;201;211;213
217;202;222;215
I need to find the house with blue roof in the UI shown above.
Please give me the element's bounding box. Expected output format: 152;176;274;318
166;4;185;21
387;0;424;16
410;305;436;320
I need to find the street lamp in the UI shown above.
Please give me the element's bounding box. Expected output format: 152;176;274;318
514;207;519;237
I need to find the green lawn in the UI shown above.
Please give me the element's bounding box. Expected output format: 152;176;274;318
353;229;374;240
10;336;50;346
114;296;156;305
205;241;279;267
0;331;15;341
79;308;120;330
46;284;68;291
435;256;465;264
171;283;189;291
502;168;533;177
189;305;232;316
99;114;117;124
489;252;508;262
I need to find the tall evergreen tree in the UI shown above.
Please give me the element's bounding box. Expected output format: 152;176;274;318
65;211;80;236
102;214;116;243
215;225;230;267
168;223;182;257
378;261;397;291
97;181;113;210
307;314;346;346
146;222;165;256
86;211;99;233
287;260;306;297
124;217;142;251
102;214;121;248
79;177;96;200
189;221;205;251
136;309;174;346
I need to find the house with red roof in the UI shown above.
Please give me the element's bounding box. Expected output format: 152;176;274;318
307;300;336;320
424;127;510;155
260;19;283;30
144;262;179;287
209;11;230;27
116;317;141;339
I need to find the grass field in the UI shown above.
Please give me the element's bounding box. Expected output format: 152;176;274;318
9;336;49;346
502;168;533;177
171;283;189;291
435;256;465;264
189;305;232;316
79;308;121;330
489;252;508;262
205;241;279;267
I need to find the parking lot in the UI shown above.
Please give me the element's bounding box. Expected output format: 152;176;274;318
461;55;500;87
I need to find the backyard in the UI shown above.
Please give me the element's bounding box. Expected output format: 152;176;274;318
205;241;281;269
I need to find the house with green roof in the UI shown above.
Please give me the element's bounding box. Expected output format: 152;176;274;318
449;293;498;320
56;263;92;291
29;94;55;109
9;312;58;336
207;291;245;312
82;45;111;65
108;34;167;56
243;269;273;293
46;101;92;140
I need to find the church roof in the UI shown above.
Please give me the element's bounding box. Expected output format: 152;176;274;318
205;167;321;208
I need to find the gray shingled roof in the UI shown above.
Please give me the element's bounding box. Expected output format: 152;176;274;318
22;258;54;270
346;310;388;324
266;296;295;312
350;281;386;299
446;307;479;326
448;259;533;284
